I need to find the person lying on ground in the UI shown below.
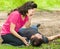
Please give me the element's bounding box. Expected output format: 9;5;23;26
1;24;60;46
18;24;60;47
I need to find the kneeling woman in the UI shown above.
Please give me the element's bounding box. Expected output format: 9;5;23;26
1;1;37;46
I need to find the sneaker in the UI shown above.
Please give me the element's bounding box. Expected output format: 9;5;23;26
36;24;41;28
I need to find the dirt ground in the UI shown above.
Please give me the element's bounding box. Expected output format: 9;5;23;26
32;11;60;36
0;11;60;37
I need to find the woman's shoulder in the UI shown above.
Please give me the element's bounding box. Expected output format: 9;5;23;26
11;11;20;15
9;10;21;18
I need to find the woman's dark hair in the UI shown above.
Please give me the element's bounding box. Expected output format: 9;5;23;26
8;1;37;16
31;37;44;47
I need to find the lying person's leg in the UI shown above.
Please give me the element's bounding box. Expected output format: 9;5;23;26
19;24;40;31
31;24;40;29
47;34;60;41
18;24;41;36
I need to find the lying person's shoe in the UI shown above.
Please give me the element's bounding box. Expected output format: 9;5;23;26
36;24;41;28
30;24;41;30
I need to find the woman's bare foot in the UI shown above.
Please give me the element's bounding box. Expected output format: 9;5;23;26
0;36;3;44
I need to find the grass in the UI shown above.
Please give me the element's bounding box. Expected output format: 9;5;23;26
0;0;60;49
0;39;60;49
0;0;60;11
0;0;29;11
34;0;60;10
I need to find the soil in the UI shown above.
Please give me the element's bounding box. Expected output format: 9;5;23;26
0;11;60;37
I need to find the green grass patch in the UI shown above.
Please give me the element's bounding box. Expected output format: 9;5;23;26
0;0;29;11
0;0;60;11
0;39;60;49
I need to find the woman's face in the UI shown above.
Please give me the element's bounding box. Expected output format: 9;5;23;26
26;8;36;17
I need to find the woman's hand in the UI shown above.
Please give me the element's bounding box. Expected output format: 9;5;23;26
20;37;29;46
25;17;31;28
10;23;29;46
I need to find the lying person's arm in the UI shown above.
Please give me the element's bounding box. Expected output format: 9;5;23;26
47;34;60;41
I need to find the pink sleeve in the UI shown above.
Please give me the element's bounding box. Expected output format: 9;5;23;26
9;12;19;25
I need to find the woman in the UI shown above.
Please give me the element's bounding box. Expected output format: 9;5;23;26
1;1;37;46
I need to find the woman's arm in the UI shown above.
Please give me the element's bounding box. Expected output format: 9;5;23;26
25;20;31;28
10;23;29;46
23;17;31;28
